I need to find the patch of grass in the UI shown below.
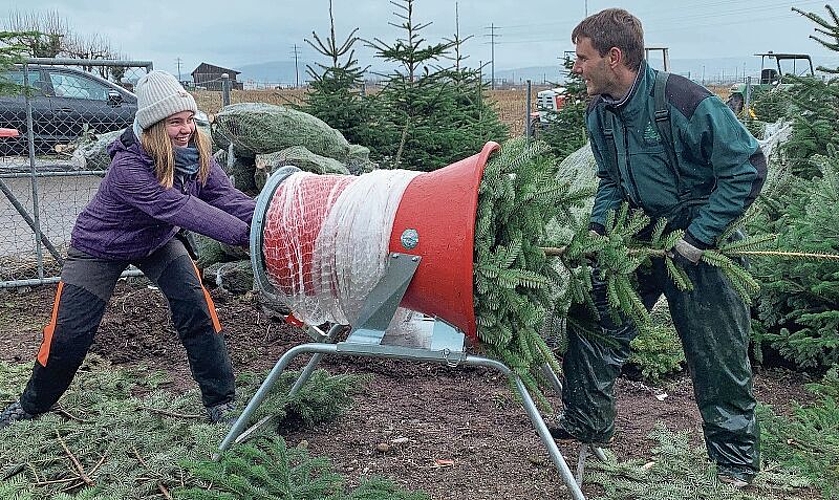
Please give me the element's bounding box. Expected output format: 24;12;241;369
0;295;48;334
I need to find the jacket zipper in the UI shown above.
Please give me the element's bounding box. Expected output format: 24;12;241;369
618;110;644;206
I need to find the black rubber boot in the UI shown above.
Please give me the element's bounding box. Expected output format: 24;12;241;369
0;401;35;429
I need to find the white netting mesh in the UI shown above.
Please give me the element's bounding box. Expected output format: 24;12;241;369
262;169;421;325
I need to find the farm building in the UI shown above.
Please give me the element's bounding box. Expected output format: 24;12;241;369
190;62;243;91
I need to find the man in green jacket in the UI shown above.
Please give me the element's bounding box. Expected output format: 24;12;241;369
552;8;766;488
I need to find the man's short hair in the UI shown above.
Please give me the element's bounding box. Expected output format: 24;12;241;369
571;8;645;71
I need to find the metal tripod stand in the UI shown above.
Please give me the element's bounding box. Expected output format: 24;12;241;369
217;250;600;500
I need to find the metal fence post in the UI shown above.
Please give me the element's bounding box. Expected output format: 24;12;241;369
526;79;532;139
743;76;752;118
22;61;46;278
221;73;231;106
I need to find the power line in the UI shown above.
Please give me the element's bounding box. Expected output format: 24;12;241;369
641;0;823;29
635;0;822;22
492;9;823;46
463;0;822;37
483;23;501;89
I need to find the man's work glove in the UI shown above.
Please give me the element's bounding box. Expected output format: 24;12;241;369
670;237;704;265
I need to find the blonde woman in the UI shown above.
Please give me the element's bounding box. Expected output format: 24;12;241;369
1;71;255;427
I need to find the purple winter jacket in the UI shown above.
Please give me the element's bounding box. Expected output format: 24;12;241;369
70;130;256;260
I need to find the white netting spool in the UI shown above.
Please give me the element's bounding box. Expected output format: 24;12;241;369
262;169;421;326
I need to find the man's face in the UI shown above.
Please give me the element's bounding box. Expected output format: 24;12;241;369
572;37;612;97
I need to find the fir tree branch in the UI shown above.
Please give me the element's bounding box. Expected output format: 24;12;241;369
139;406;203;419
56;431;94;487
53;406;88;423
541;245;568;257
34;477;80;487
724;250;839;261
541;246;839;261
132;445;173;499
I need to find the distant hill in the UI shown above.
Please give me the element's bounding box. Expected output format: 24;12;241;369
493;56;839;86
236;55;839;88
237;61;307;87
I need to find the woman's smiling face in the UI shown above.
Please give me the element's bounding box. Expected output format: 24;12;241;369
164;111;196;147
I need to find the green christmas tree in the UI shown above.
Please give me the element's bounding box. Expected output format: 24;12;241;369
361;0;508;171
0;30;35;96
743;5;839;369
539;55;591;161
301;0;372;148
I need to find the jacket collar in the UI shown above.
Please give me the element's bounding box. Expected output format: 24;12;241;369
602;60;655;121
108;127;155;167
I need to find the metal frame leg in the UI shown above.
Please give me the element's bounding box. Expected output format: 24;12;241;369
216;324;344;450
288;324;344;395
540;362;564;395
216;343;340;459
469;356;585;500
576;444;589;485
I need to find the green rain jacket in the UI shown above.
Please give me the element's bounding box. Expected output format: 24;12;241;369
587;61;767;247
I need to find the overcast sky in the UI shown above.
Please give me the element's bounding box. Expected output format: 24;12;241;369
2;0;835;78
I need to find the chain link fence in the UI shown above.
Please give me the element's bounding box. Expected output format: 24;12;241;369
0;58;152;288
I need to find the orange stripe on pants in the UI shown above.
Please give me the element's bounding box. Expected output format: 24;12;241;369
37;281;64;367
191;261;222;333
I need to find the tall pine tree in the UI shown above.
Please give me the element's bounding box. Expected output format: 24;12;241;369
538;55;590;161
746;5;839;369
301;0;371;147
777;5;839;179
361;0;507;171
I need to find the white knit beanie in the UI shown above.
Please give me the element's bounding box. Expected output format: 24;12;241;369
134;70;198;130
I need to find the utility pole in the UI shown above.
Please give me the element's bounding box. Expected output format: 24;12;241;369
454;2;461;71
484;23;500;90
585;0;588;17
175;57;183;82
291;44;300;87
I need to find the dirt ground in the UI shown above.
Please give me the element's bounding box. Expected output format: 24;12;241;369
0;278;818;499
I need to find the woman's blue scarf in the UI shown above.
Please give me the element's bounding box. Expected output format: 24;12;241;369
174;146;200;177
